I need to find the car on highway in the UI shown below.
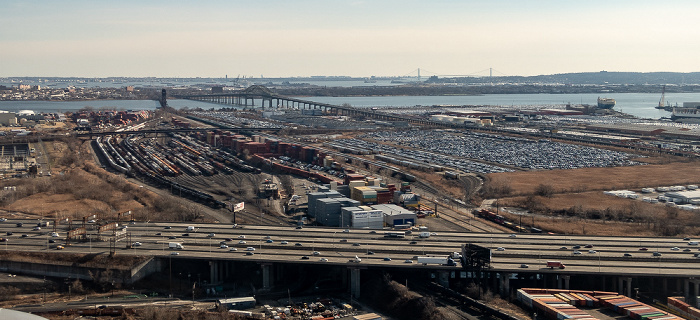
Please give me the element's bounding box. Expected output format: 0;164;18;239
639;247;648;251
295;243;303;246
168;236;177;240
572;245;581;249
229;247;237;251
320;258;328;262
404;259;413;264
48;239;54;243
340;239;348;243
88;220;96;223
369;230;377;234
559;246;567;250
21;234;28;238
50;232;59;237
266;239;273;243
684;248;692;252
588;250;597;254
238;235;245;239
653;252;662;257
280;241;288;245
16;223;22;227
246;252;254;256
182;233;190;237
32;227;41;231
343;229;350;233
219;244;228;249
520;264;529;268
245;247;255;251
133;242;142;247
509;234;516;238
56;245;64;250
383;257;392;261
170;252;179;255
352;243;361;246
301;256;309;260
367;251;374;255
623;253;632;257
264;235;271;239
0;218;6;222
683;237;691;241
164;226;171;229
496;247;505;251
584;244;593;248
410;241;417;244
238;240;246;244
671;247;680;251
573;251;582;255
312;251;321;256
225;238;233;242
6;232;12;236
207;233;215;237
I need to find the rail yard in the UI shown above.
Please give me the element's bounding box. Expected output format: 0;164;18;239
0;86;700;320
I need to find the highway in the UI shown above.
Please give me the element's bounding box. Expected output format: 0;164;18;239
1;219;699;277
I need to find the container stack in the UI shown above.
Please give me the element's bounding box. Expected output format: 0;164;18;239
518;289;683;320
599;295;681;320
667;296;700;320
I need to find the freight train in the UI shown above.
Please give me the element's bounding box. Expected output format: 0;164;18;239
474;209;530;233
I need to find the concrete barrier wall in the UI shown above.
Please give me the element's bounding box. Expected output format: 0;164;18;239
0;258;163;284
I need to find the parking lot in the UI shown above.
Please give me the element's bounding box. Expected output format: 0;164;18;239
361;130;644;170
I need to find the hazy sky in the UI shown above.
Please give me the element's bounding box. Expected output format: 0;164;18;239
2;0;699;78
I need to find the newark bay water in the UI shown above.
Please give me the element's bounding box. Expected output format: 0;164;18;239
2;92;700;120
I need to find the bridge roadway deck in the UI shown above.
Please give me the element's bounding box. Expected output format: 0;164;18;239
1;220;698;277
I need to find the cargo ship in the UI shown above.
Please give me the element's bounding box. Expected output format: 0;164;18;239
597;97;616;109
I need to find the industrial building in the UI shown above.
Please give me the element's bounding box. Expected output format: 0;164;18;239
371;204;417;227
664;190;700;204
340;207;384;228
0;111;17;126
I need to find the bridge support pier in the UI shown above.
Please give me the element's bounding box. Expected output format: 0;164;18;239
618;277;633;297
209;261;219;284
262;263;273;290
437;271;450;287
500;273;511;297
350;268;361;299
559;275;570;290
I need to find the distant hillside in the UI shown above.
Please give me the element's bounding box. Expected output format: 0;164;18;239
430;71;700;85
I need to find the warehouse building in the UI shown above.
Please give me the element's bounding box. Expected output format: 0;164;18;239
340;207;384;228
664;190;700;204
371;204;416;227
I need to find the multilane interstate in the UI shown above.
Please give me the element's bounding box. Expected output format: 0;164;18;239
1;219;698;277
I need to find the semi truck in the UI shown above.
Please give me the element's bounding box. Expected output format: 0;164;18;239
417;256;456;266
546;261;565;269
169;242;184;250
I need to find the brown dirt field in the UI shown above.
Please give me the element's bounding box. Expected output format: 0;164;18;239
6;193;143;217
489;159;700;196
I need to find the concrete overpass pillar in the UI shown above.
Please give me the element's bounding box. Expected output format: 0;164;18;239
562;275;570;290
501;273;511;296
662;278;668;296
350;268;361;299
557;275;563;289
262;263;273;290
618;277;624;295
437;271;449;287
209;261;218;284
626;277;632;298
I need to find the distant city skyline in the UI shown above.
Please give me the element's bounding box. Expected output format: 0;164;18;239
2;0;700;78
